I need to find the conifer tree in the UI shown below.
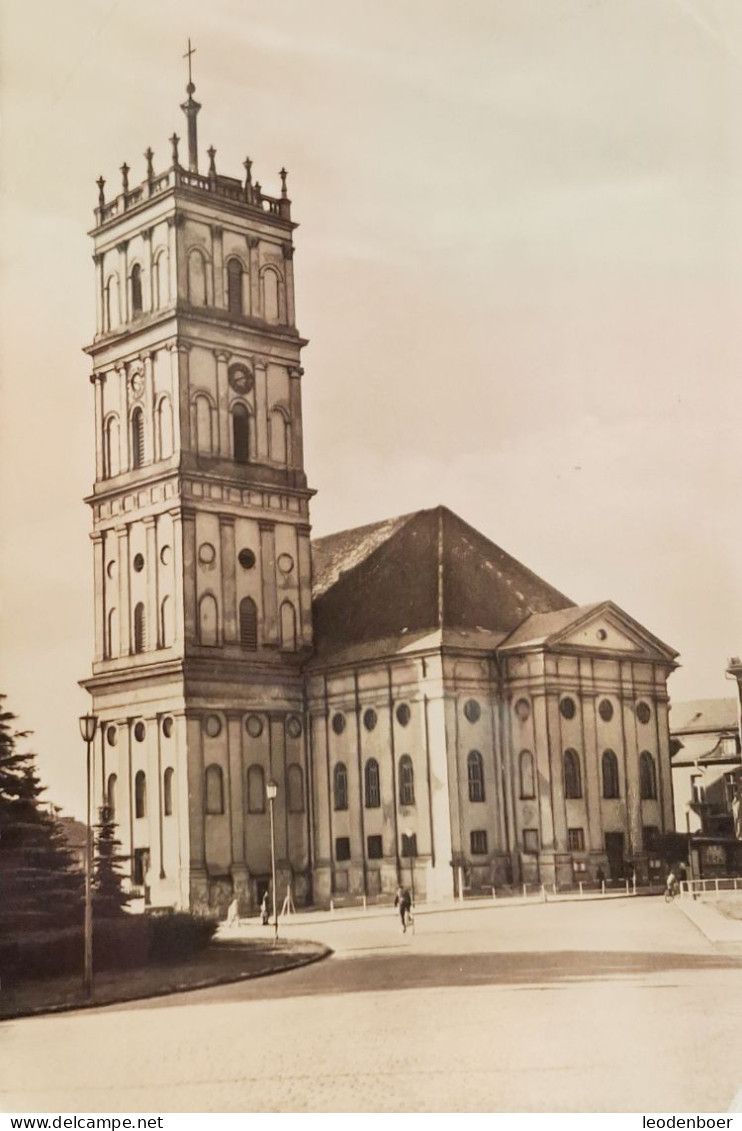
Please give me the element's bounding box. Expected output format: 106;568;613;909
93;805;131;918
0;697;83;933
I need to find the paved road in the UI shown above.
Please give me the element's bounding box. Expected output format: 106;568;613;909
2;898;741;1113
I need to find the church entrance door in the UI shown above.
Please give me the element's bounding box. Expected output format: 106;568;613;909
605;832;625;881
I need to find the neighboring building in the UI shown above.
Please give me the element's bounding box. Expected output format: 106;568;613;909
670;697;742;842
58;816;87;871
81;77;679;914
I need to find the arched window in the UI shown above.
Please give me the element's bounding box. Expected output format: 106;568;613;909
333;762;348;811
563;749;582;799
280;601;296;652
399;755;415;806
153;250;167;308
519;750;535;799
232;403;250;463
639;751;657;800
187;249;208;305
194;394;214;455
163;767;174;816
160;596;174;647
262;267;280;322
106;773;117;818
198;594;219;646
156;396;173;460
239;597;258;650
133;602;146;653
205;764;224;815
131;407;145;469
287;764;304;813
226;257;244;316
104;274;119;331
602;750;620;799
270;409;290;465
104;415;120;478
106;607;119;658
467;750;485;802
364;758;381;808
135;770;147;818
130;263;143;316
247;764;265;813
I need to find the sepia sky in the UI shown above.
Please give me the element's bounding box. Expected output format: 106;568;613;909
1;0;740;818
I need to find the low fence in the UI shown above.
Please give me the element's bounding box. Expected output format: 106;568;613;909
679;877;742;898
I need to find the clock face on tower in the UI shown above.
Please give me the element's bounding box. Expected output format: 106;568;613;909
228;364;254;394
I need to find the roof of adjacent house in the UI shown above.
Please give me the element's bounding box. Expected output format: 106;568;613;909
669;699;739;735
310;506;575;659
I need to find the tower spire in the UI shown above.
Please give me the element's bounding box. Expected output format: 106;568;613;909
180;38;201;173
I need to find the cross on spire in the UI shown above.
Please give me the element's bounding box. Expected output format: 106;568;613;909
184;38;196;92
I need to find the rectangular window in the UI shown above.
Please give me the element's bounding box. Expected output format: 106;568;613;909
401;832;417;858
367;835;383;859
132;847;149;887
724;772;738;807
335;836;351;862
523;828;539;854
470;829;488;855
574;860;588;873
643;825;659;851
567;827;585;851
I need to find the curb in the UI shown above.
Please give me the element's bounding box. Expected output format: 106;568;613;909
0;943;332;1022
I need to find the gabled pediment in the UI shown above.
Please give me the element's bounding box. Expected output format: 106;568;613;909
499;601;678;664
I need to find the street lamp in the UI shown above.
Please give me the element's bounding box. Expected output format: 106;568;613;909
79;713;98;997
266;779;279;940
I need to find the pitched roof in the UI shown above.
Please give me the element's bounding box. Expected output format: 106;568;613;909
310;506;574;658
669;698;739;735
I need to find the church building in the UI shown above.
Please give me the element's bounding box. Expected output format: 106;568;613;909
82;75;678;913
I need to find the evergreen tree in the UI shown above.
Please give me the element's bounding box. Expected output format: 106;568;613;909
93;805;131;918
0;697;84;933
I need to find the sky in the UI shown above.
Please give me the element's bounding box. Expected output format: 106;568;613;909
1;0;740;818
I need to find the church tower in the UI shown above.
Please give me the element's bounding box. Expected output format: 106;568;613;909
82;60;314;913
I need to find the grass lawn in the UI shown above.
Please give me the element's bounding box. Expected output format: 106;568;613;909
716;898;742;921
0;937;330;1020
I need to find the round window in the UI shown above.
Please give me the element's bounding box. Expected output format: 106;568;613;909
245;714;263;738
636;701;652;725
514;698;531;722
204;714;222;738
106;560;117;579
106;725;117;747
396;703;411;727
597;628;608;641
286;715;303;739
134;721;146;742
559;697;576;720
162;717;174;738
133;553;145;573
160;545;171;565
598;699;614;722
363;708;378;732
238;548;256;570
332;712;346;735
463;698;481;724
198;542;216;566
277;553;294;575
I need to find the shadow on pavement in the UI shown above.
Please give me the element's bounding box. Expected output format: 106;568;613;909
110;947;742;1012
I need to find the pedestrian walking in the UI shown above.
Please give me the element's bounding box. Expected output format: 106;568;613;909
226;896;239;928
394;884;413;933
260;891;270;926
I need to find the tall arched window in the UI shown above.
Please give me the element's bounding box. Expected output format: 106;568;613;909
160;596;174;647
226;257;244;316
519;750;535;799
163;767;174;816
364;758;381;808
205;764;224;815
247;764;265;813
135;770;147;818
467;750;485;802
262;267;280;322
639;751;658;800
130;263;143;316
602;750;620;799
287;764;304;813
398;755;415;806
106;607;119;658
131;407;145;469
156;396;173;460
563;749;582;799
334;762;348;811
232;403;250;463
187;249;208;305
280;601;296;652
133;602;146;653
106;773;117;818
104;274;119;331
194;394;214;455
239;597;258;650
198;594;219;646
104;415;120;478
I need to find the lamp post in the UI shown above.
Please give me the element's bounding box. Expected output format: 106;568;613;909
266;779;279;940
79;713;98;998
685;804;696;898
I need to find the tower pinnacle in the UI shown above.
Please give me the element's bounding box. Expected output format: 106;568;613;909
180;38;201;173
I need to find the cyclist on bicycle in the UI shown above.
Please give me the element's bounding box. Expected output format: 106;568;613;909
665;869;678;899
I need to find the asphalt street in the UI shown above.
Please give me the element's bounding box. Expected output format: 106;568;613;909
2;897;741;1113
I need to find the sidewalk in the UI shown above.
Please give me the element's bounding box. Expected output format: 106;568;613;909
677;897;742;945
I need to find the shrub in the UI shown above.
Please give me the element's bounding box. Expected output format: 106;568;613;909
148;911;218;961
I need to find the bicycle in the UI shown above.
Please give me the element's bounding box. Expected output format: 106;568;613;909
664;881;680;902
